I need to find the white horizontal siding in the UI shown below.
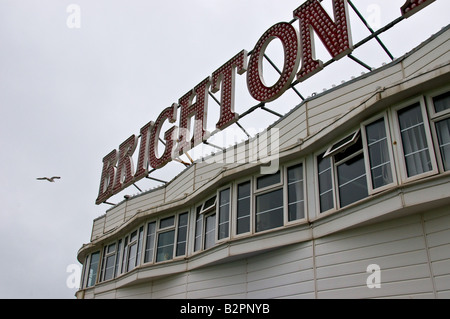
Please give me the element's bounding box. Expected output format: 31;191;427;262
88;207;450;299
315;214;433;299
424;206;450;297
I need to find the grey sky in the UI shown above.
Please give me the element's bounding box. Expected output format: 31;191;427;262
0;0;448;298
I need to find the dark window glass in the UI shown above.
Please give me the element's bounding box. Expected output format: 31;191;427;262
318;154;334;213
144;222;156;263
237;182;251;235
204;214;216;249
194;206;203;252
87;251;100;287
433;91;450;113
257;171;280;189
176;213;188;256
337;152;368;207
156;231;175;262
287;164;304;221
103;243;116;281
255;188;284;232
218;189;230;240
160;216;175;229
436;118;450;171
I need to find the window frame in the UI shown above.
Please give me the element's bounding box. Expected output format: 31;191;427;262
361;112;397;194
283;160;307;225
253;170;284;234
391;97;438;183
315;149;337;216
426;87;450;173
216;185;232;244
332;132;369;209
233;178;253;238
99;242;118;283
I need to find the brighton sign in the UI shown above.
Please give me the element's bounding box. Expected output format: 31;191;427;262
96;0;435;205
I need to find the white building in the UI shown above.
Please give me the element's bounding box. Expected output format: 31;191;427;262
76;18;450;299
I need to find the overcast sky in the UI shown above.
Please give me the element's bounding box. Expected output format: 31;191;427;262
0;0;448;299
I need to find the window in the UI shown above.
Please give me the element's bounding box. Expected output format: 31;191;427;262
236;181;251;235
144;222;156;263
176;213;188;256
397;102;433;177
114;239;122;277
335;137;368;208
218;188;231;240
317;153;334;213
428;91;450;171
156;216;175;262
255;171;283;232
100;243;117;282
287;164;305;221
86;251;100;288
363;115;395;191
126;227;143;272
256;188;284;232
324;130;360;157
194;206;203;252
194;195;218;251
143;213;188;264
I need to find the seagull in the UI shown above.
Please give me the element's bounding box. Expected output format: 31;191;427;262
36;176;61;182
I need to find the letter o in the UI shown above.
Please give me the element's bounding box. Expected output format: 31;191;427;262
246;22;300;102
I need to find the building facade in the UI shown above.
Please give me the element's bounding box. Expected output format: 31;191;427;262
76;24;450;299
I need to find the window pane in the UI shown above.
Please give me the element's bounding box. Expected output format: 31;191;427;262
135;227;144;268
433;91;450;113
160;216;175;229
176;213;188;257
114;240;122;277
237;182;251;234
144;222;156;263
87;251;100;287
218;189;230;240
256;189;283;232
398;103;432;177
287;164;304;221
104;255;115;281
127;243;137;272
436;118;450;171
318;154;334;213
194;206;203;252
156;230;175;262
366;118;393;189
121;237;128;273
257;171;280;189
337;152;368;207
204;214;216;249
203;196;217;211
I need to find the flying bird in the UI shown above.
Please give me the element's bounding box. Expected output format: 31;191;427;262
36;176;61;182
